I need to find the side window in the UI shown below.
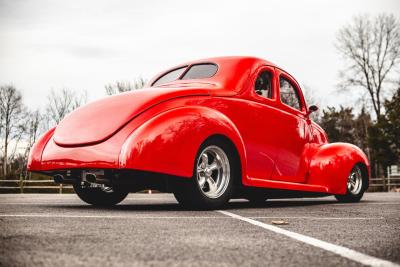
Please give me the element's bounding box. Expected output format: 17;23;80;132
279;77;302;110
254;71;273;99
152;67;186;86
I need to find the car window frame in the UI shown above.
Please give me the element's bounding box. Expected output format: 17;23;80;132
151;62;219;87
277;71;306;114
254;70;274;99
249;65;277;104
151;66;188;86
180;63;219;80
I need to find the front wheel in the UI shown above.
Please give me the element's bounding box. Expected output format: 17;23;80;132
173;139;238;209
73;183;129;206
335;164;367;203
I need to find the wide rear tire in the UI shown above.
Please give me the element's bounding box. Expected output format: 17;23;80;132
73;183;129;206
173;138;239;209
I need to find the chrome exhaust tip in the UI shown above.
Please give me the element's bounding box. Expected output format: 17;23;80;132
85;173;97;183
53;174;64;184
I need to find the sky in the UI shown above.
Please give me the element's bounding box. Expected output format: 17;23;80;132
0;0;399;111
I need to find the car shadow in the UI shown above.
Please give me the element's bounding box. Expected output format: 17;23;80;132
45;198;348;212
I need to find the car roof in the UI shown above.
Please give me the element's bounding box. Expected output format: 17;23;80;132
148;56;284;94
182;56;277;68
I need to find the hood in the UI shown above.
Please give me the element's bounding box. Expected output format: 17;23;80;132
53;87;210;146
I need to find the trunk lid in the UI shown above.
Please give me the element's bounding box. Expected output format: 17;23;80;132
53;87;210;146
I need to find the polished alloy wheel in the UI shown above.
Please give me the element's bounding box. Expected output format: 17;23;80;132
347;165;363;195
196;145;230;199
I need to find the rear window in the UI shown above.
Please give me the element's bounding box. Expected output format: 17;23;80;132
181;64;218;80
152;67;186;86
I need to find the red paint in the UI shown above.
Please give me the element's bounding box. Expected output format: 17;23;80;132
28;56;370;195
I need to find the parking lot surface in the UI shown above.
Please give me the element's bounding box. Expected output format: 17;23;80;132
0;193;399;267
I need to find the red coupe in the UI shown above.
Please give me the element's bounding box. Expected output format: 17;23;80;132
28;57;369;208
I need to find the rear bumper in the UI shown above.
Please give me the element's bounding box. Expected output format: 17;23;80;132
39;137;122;170
32;168;186;193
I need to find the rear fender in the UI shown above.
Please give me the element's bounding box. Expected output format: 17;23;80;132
307;143;370;195
27;128;56;171
119;106;249;184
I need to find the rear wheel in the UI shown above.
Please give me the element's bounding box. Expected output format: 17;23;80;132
73;183;129;206
173;139;238;209
335;164;367;203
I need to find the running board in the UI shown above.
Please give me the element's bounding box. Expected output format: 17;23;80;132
250;178;329;193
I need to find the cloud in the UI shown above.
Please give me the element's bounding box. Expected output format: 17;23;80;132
1;0;399;111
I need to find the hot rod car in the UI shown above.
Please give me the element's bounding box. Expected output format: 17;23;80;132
28;56;369;208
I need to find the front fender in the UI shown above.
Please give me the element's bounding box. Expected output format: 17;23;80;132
308;142;370;195
119;106;248;183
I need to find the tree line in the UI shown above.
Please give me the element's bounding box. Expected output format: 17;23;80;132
0;14;399;179
0;80;145;179
316;13;400;177
317;90;399;177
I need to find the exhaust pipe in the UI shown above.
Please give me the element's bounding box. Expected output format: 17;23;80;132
53;173;77;184
53;174;64;184
82;170;110;184
54;170;107;185
85;173;97;183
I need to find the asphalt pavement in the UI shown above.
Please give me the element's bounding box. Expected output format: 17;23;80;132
0;193;399;267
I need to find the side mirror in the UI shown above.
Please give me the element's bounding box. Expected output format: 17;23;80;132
306;105;318;117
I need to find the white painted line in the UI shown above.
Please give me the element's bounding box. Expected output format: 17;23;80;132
333;202;400;205
1;199;399;205
0;213;385;220
0;197;168;202
0;202;85;205
217;210;399;267
1;201;398;205
0;199;173;205
0;214;225;219
247;216;385;220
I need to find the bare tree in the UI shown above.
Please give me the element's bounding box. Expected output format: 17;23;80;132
45;88;87;127
0;85;26;176
336;14;400;118
105;77;146;95
25;110;42;147
22;109;42;179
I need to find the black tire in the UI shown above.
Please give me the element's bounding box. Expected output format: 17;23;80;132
173;137;239;210
335;164;367;203
73;183;129;206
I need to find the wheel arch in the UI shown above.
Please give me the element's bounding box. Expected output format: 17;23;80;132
198;134;243;186
307;142;370;195
356;161;370;190
119;106;249;184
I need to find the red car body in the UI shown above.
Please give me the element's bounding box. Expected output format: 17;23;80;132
28;56;369;198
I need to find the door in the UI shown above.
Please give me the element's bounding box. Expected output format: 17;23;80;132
244;66;281;181
270;70;311;183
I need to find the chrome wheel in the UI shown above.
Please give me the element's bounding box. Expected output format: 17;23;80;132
347;165;363;195
196;145;230;199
